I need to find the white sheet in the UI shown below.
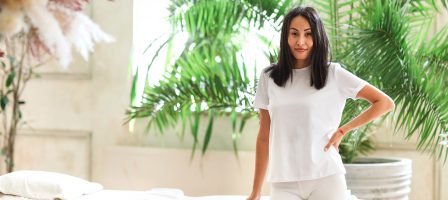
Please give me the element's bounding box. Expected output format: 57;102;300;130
1;189;360;200
0;189;270;200
0;190;181;200
77;190;179;200
184;195;270;200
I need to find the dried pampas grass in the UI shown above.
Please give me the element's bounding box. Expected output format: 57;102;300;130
0;0;113;68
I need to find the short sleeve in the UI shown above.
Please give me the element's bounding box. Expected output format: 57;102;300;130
253;71;269;110
335;63;368;100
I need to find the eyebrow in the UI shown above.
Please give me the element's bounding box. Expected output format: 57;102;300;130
290;27;312;31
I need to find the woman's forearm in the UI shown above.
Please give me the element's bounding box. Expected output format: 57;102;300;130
251;136;269;195
341;99;395;133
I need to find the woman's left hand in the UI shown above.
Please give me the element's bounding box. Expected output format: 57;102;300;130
324;130;344;152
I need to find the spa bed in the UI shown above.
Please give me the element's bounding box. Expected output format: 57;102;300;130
0;171;359;200
0;189;271;200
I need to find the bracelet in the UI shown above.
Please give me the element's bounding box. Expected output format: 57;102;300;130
338;128;346;136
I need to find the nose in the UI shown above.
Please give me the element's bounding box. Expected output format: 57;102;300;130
296;36;304;46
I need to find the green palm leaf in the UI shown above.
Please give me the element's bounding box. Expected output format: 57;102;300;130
338;0;447;160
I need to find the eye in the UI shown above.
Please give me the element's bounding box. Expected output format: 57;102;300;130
305;32;312;36
290;32;298;36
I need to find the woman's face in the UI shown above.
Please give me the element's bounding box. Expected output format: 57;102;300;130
288;15;313;65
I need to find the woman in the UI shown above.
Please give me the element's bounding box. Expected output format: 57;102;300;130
247;6;395;200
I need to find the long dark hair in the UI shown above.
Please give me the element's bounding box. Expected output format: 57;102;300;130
265;6;330;89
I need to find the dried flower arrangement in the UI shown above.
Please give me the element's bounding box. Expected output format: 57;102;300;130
0;0;113;172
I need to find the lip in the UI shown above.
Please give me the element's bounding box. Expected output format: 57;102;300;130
295;48;307;52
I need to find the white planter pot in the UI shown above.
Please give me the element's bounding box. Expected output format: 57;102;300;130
344;157;412;200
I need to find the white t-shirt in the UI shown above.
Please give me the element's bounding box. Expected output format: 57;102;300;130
253;62;369;182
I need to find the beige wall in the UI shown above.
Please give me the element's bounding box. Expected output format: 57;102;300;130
13;1;448;199
17;0;131;184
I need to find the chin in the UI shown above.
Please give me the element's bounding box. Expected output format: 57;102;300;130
293;55;309;60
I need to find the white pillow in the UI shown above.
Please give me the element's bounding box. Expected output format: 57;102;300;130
0;170;103;200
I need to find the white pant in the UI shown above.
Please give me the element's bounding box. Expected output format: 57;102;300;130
270;174;349;200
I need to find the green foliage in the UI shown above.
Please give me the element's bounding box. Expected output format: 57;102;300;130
338;0;448;161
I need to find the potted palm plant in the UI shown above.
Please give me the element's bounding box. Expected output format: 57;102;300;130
126;0;447;199
324;1;447;198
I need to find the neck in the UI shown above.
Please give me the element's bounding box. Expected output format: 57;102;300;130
294;60;310;69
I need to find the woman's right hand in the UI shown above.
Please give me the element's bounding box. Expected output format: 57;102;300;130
246;192;261;200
